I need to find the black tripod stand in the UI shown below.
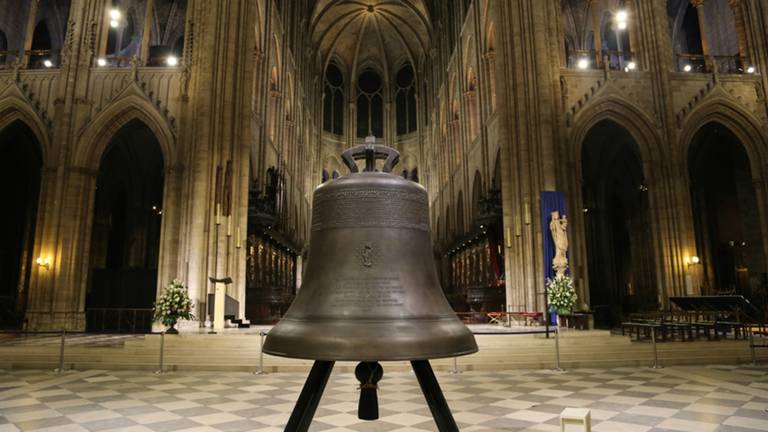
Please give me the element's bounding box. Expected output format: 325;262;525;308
284;360;459;432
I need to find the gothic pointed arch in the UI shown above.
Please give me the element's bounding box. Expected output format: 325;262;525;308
679;100;768;176
580;119;657;326
85;119;165;331
471;170;483;225
74;92;176;171
0;120;44;327
0;97;51;165
570;96;662;171
323;61;345;135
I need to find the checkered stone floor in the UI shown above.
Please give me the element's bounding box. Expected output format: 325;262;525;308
2;365;768;431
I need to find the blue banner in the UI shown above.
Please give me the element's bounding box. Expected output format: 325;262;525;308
540;191;568;324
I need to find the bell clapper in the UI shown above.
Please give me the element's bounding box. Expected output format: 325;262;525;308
355;361;383;420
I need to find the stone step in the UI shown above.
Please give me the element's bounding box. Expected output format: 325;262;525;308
1;331;764;372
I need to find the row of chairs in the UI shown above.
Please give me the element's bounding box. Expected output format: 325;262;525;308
621;311;751;342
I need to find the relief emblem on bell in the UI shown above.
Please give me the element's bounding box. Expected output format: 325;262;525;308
360;242;376;268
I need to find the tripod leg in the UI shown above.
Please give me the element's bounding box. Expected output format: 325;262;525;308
411;360;459;432
285;360;335;432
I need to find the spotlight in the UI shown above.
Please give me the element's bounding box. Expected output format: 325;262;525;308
110;19;119;28
747;66;756;74
166;55;179;66
43;59;53;68
683;64;692;72
617;21;627;30
109;9;122;20
691;256;700;264
36;256;51;269
97;57;107;67
615;10;628;23
577;58;589;70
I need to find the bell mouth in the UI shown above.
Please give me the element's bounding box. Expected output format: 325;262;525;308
263;317;478;362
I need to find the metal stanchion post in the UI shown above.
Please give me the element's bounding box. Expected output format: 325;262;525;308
650;327;663;369
255;331;267;375
155;332;165;374
448;357;461;374
749;331;756;366
554;325;564;372
54;329;66;373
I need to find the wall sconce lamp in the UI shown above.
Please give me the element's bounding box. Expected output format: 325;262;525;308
685;255;700;266
36;256;51;270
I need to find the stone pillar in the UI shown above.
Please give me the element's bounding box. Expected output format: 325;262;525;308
728;0;750;68
21;0;40;68
26;167;96;331
182;0;257;326
589;0;603;67
627;0;641;68
690;0;712;71
347;101;356;147
140;0;155;65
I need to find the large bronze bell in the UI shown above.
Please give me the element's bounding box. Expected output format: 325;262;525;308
265;143;477;432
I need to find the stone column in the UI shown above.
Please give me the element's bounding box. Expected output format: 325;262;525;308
21;0;40;68
140;0;155;65
589;0;603;67
728;0;750;68
347;101;356;147
181;0;257;326
690;0;712;71
627;0;641;68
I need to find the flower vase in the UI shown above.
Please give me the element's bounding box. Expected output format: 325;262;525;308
165;321;179;334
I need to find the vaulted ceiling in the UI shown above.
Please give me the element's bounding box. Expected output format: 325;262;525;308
309;0;432;79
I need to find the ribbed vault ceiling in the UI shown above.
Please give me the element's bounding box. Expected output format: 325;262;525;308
310;0;432;77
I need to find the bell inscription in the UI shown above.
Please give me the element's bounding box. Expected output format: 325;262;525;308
311;187;429;232
330;278;405;311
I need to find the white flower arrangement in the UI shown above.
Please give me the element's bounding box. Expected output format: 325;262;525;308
153;279;194;331
546;274;577;315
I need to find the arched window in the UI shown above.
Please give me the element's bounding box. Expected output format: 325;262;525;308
356;69;383;138
106;8;138;58
395;63;417;135
30;21;52;68
323;63;344;135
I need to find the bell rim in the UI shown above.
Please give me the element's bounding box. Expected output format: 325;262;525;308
262;318;479;362
260;347;479;362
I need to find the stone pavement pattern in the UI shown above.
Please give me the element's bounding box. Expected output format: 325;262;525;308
1;365;768;431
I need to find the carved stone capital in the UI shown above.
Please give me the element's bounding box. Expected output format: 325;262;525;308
690;0;705;8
